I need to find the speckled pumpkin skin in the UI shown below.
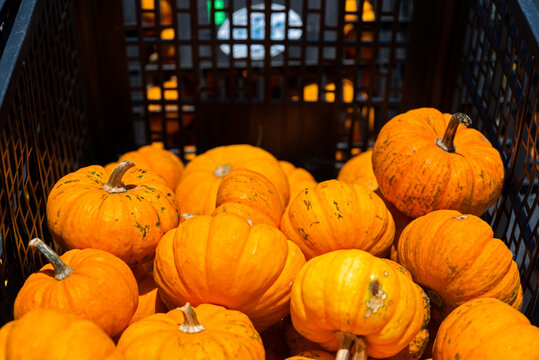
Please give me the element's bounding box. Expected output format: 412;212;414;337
153;213;306;331
13;248;138;337
433;298;539;360
117;304;265;360
0;308;124;360
46;165;180;266
278;161;317;204
372;108;504;218
290;249;428;359
397;210;522;321
280;180;395;259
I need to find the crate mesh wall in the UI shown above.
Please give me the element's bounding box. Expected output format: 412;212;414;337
451;0;538;322
122;0;413;176
0;0;87;323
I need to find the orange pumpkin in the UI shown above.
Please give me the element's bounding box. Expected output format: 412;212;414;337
432;298;539;360
129;272;167;325
374;259;430;360
118;303;265;359
175;144;289;215
397;210;522;322
290;249;428;359
374;189;413;262
13;239;138;337
0;308;123;360
338;148;378;192
107;142;184;190
280;180;394;259
285;350;335;360
212;168;284;227
47;161;180;266
278;161;317;204
372;108;504;218
153;212;306;331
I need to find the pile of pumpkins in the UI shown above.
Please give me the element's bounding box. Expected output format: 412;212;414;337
2;108;538;360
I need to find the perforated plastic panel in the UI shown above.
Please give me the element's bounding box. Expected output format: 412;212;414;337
0;0;537;328
450;0;538;321
0;0;87;323
122;0;413;178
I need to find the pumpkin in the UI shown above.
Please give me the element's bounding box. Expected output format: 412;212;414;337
117;303;265;359
285;350;335;360
397;210;522;322
13;239;138;337
278;161;317;204
338;148;378;192
180;213;197;223
107;142;184;190
372;108;504;218
212;168;284;227
375;260;430;360
374;190;413;262
47;161;180;266
129;272;167;325
290;249;428;359
175;144;289;215
0;308;123;360
153;212;306;331
280;179;394;259
432;298;539;359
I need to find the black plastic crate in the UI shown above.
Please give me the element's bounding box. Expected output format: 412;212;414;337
0;0;537;327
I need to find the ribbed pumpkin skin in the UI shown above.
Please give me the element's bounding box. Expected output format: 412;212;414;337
175;144;289;215
13;248;138;337
129;273;167;325
278;161;317;204
372;108;504;218
280;180;394;259
376;259;430;360
212;168;284;227
0;309;123;360
337;148;378;191
433;298;539;360
117;304;265;360
153;213;306;330
117;142;184;190
397;210;522;321
290;250;428;358
46;165;180;266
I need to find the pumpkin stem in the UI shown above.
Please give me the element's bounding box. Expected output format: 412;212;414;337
351;336;367;360
179;303;206;334
335;331;366;360
214;164;231;177
28;238;73;280
435;112;472;153
103;161;135;193
181;213;197;221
